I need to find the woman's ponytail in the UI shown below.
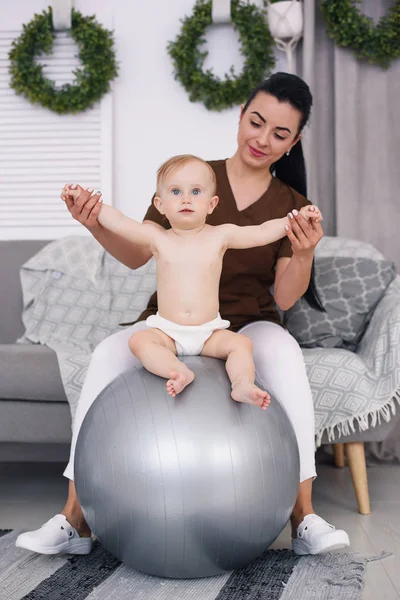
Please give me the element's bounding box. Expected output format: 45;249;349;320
274;138;307;198
273;140;325;312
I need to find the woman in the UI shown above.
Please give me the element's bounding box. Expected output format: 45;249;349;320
16;72;349;557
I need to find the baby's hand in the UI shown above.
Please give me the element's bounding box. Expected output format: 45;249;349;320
299;205;323;223
61;184;101;203
61;184;78;202
60;184;103;229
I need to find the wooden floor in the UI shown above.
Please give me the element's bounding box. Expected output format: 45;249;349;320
0;453;399;599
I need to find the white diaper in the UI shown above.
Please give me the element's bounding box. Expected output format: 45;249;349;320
146;313;231;356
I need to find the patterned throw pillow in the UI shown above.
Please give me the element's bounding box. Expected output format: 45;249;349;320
20;240;157;351
283;257;397;351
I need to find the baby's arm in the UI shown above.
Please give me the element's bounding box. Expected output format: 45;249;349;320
68;188;156;246
223;205;323;250
98;204;158;246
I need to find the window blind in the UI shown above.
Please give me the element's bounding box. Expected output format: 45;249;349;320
0;30;112;239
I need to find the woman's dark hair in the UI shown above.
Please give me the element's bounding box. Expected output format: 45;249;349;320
243;72;325;312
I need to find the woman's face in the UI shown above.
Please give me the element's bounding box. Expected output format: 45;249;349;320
237;92;303;170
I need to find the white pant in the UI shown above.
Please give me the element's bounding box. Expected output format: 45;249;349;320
64;320;316;483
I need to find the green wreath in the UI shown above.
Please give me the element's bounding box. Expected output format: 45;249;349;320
320;0;400;69
8;7;118;114
167;0;275;111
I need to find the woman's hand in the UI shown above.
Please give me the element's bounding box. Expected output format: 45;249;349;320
61;184;103;230
285;208;324;259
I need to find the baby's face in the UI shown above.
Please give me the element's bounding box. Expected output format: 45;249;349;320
155;161;218;228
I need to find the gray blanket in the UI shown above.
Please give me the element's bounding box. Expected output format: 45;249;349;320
18;236;400;447
18;236;156;422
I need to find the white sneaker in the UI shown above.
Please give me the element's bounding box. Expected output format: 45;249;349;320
292;514;350;555
15;514;92;555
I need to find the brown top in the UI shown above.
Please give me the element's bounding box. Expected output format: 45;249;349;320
136;159;310;332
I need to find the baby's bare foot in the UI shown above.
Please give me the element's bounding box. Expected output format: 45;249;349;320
166;369;195;397
231;382;270;410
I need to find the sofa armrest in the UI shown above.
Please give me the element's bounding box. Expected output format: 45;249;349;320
356;291;400;371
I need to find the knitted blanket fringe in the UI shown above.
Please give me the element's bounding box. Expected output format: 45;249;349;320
316;384;400;447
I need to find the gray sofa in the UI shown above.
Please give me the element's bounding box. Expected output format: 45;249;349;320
0;240;71;463
1;239;399;513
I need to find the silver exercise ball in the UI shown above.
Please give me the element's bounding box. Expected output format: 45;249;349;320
75;356;299;579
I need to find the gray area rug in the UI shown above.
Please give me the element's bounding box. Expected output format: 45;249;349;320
0;529;376;600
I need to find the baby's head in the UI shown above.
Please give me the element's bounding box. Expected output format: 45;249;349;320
154;155;218;229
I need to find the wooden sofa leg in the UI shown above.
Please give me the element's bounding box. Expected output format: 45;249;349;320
345;442;371;515
333;443;345;468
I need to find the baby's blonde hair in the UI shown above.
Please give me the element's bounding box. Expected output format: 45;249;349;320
156;154;217;196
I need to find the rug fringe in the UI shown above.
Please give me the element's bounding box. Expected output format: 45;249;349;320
365;551;394;563
279;553;367;599
315;384;400;447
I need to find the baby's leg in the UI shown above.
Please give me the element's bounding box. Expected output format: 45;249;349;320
129;328;194;397
201;330;270;409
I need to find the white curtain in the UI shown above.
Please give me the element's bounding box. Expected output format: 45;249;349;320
296;0;400;461
299;0;400;268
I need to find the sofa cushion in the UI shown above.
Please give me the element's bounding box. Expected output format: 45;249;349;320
0;344;67;402
20;239;156;349
284;256;397;351
0;401;72;443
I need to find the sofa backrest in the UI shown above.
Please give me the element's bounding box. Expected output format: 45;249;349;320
0;240;50;343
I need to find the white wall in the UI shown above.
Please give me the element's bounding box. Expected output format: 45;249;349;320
111;0;267;219
1;0;283;225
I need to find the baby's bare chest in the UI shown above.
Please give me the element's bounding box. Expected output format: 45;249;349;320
156;235;223;273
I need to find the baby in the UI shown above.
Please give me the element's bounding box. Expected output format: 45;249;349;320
63;155;322;409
